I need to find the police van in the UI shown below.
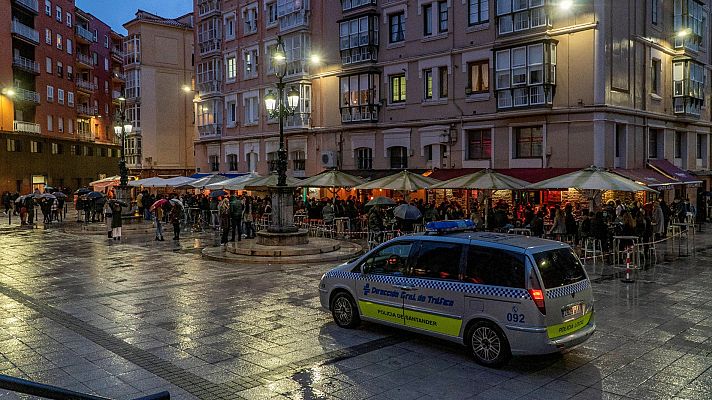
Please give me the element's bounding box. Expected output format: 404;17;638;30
319;220;595;367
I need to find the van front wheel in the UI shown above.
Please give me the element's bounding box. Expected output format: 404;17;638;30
331;292;361;328
466;321;511;368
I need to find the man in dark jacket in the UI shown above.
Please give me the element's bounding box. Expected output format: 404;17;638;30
230;194;243;242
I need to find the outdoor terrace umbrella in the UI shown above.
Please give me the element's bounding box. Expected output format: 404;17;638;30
431;169;530;229
355;170;440;192
242;175;302;190
185;174;229;189
161;176;197;188
205;173;260;190
128;177;168;188
299;170;365;203
526;166;657;211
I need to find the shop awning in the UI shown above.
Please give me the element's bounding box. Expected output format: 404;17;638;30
647;160;703;185
612;168;679;190
427;168;577;184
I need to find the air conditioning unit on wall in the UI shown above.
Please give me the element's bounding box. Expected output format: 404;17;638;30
321;151;338;168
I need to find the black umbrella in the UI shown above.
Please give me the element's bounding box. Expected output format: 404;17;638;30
82;191;104;200
209;189;228;198
74;187;91;195
39;193;56;201
365;196;396;207
53;192;68;199
44;186;56;193
109;199;129;207
393;204;422;221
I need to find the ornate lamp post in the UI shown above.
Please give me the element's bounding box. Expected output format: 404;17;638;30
262;36;302;236
113;98;133;215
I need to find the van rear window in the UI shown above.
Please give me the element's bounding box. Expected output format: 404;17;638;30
533;249;587;289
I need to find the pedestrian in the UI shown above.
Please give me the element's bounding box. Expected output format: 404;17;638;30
170;204;182;240
103;201;113;238
136;191;144;220
219;197;231;246
243;197;255;238
111;202;123;240
547;207;566;237
230;194;243;242
154;205;165;241
652;200;665;239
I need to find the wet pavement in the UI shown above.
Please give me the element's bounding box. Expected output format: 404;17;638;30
0;218;712;399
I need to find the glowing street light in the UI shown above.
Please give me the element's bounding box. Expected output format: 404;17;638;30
559;0;573;11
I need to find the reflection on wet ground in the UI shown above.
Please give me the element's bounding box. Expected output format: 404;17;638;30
0;220;711;399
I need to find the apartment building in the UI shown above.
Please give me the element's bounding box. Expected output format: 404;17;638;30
193;0;711;204
0;0;123;194
122;10;196;178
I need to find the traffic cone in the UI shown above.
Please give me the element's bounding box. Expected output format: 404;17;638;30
621;251;635;283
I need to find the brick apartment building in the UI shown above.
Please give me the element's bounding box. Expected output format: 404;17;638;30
0;0;123;194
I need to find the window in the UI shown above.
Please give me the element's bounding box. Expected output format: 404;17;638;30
343;0;376;11
423;4;433;36
292;150;306;171
390;74;406;103
225;15;235;40
124;34;141;65
652;0;658;25
243;48;258;78
673;60;704;116
45;29;51;45
227;154;238;171
467;129;492;159
45;57;52;74
267;152;278;172
389;146;408;169
697;134;704;159
355;147;373;170
439;67;448;98
514;126;543;158
56;61;63;77
227;101;237;126
651;58;661;95
226;56;236;80
57;88;64;105
66;39;72;54
266;2;278;26
648;129;659;159
243;6;258;34
469;0;489;25
339;73;380;122
389;12;405;43
56;33;62;50
55;5;61;21
438;1;448;33
66;12;72;27
47;115;53;131
674;0;704;50
533;249;586;288
67;66;73;81
495;42;556;108
675;131;683;158
7;139;21;152
412;241;462;280
47;86;54;102
468;60;489;94
57;117;63;132
423;69;433;99
51;143;62;154
244;94;259;125
362;242;413;275
67;92;74;106
67;119;73;134
30;141;42;153
45;0;51;16
496;0;547;35
339;15;379;64
465;246;525;288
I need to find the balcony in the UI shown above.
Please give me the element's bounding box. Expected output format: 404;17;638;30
75;25;97;44
285;113;310;129
77;104;98;117
77;130;94;142
111;71;126;82
278;0;310;32
286;60;309;77
13;0;39;14
112;90;122;100
76;53;94;69
340;105;379;123
76;79;96;93
13;120;40;134
12;87;40;104
198;123;222;139
111;47;123;61
197;0;221;17
198;81;222;96
198;39;221;56
11;19;39;45
12;55;40;75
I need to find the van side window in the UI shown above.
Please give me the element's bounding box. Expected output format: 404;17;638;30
412;241;462;280
464;246;525;288
362;242;413;276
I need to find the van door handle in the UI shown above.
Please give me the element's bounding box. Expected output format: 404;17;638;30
393;285;417;291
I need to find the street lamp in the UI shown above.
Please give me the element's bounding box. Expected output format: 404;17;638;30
114;98;133;188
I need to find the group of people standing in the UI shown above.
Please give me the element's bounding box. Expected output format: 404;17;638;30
217;194;257;246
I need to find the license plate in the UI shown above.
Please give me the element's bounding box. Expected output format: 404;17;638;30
562;303;583;319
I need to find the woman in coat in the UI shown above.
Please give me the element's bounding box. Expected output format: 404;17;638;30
243;197;255;239
652;200;666;239
547;208;566;237
111;202;122;240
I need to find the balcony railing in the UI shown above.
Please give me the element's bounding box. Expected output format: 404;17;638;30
340;105;379;123
77;130;94;141
13;87;40;104
12;55;39;74
77;104;98;116
197;0;221;17
13;0;39;14
76;79;96;92
13;120;40;134
112;71;126;81
198;123;222;138
198;39;221;55
76;53;94;68
198;81;222;95
285;113;310;128
111;47;123;59
75;25;96;42
11;19;39;44
279;9;309;32
286;60;309;76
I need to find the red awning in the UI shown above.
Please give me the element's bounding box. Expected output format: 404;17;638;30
612;168;679;189
647;160;702;184
427;168;577;184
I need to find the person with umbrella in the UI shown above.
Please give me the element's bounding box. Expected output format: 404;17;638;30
393;203;422;232
170;200;183;241
151;198;168;241
367;205;385;242
103;199;113;238
111;200;123;240
243;196;255;239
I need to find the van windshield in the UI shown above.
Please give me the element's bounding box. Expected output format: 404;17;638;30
533;248;587;288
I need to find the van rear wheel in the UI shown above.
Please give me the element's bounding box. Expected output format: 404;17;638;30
331;292;360;328
466;321;511;368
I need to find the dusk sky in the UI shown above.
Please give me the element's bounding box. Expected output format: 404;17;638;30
76;0;193;34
